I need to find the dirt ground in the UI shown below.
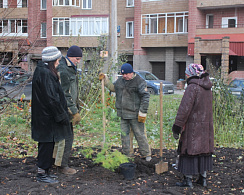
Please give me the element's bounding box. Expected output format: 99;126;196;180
0;147;243;195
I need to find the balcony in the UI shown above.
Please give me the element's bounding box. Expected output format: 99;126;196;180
141;34;188;47
196;24;244;35
0;8;28;18
197;0;244;9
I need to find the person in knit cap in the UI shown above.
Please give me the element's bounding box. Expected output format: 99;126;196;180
56;45;83;174
31;46;72;183
172;63;214;188
99;63;152;161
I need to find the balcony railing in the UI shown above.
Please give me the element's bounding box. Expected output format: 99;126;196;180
197;24;244;29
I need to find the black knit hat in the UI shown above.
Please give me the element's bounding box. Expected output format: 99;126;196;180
67;45;82;57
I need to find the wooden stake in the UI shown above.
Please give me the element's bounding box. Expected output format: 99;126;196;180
155;82;168;174
102;78;106;148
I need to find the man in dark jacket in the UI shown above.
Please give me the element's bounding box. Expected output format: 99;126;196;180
56;45;82;174
172;64;214;188
32;46;71;183
99;63;152;161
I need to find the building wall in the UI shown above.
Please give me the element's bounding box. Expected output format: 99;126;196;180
117;0;134;54
188;0;205;40
147;48;166;62
196;0;244;8
49;0;110;47
201;7;244;28
141;0;188;14
145;47;187;83
133;0;148;70
28;0;46;54
0;5;29;65
0;8;28;18
52;2;110;17
141;34;188;47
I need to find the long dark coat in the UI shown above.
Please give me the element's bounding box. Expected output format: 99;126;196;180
31;61;71;142
57;57;79;115
173;73;214;156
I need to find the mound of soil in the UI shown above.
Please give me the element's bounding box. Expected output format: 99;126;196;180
0;147;243;195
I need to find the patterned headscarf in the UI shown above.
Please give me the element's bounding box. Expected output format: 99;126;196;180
185;64;205;77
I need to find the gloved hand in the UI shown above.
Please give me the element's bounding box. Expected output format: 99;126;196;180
138;111;147;123
172;124;181;140
72;113;81;125
99;73;105;81
173;132;179;140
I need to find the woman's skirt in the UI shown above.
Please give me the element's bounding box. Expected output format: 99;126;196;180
177;154;213;175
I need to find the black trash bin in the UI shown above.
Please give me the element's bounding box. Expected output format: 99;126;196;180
119;163;136;180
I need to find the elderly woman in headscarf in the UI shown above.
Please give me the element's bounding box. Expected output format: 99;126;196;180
172;64;214;188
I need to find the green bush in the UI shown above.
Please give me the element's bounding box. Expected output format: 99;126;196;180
94;147;129;172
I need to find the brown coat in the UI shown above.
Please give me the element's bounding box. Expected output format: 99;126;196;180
173;73;214;156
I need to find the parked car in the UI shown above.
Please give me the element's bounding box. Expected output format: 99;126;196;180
0;66;9;77
227;78;244;99
1;74;32;100
134;70;174;95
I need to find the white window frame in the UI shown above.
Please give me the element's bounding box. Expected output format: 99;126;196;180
222;17;237;28
0;19;28;36
141;11;188;35
126;21;134;38
17;0;28;8
53;0;79;6
41;0;46;10
70;17;109;36
41;22;46;38
206;14;213;29
52;18;70;36
177;17;187;33
126;0;134;7
1;0;8;8
82;0;92;9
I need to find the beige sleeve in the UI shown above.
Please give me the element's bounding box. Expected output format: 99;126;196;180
104;75;115;92
53;139;65;166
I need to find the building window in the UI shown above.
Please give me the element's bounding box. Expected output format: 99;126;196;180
53;0;79;6
41;0;46;10
222;17;237;28
177;18;188;32
82;0;91;9
0;0;8;8
70;17;108;36
0;19;27;35
17;0;28;8
206;14;214;29
53;17;108;36
53;18;70;35
126;21;134;38
141;12;188;34
126;0;134;7
41;23;46;38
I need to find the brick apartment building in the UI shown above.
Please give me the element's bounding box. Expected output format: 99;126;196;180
0;0;244;84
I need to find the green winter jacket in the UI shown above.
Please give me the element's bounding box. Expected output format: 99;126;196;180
57;56;79;115
106;74;150;119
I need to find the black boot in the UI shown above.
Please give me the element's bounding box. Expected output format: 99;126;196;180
196;175;207;187
36;173;59;184
176;177;193;188
45;170;58;179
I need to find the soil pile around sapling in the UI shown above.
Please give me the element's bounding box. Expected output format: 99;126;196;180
0;147;243;194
